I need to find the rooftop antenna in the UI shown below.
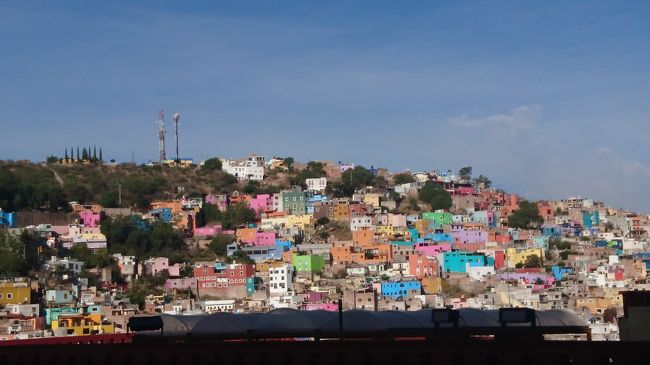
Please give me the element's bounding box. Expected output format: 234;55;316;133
173;112;180;162
156;110;167;162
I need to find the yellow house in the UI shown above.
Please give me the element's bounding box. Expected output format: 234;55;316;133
362;194;381;209
256;260;286;273
375;225;396;237
260;216;289;230
286;214;313;229
52;313;114;336
0;279;31;305
505;247;544;268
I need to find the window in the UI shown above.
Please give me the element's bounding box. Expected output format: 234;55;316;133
7;293;13;299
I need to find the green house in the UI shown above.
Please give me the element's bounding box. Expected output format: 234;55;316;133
282;191;309;215
421;211;453;228
293;254;325;273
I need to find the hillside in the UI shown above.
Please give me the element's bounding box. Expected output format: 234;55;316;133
0;160;288;212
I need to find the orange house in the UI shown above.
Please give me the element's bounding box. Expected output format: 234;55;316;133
151;201;182;215
352;228;375;247
331;244;391;265
538;201;554;223
236;228;257;243
333;202;350;221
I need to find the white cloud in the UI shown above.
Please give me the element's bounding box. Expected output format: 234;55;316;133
448;104;541;130
597;147;650;176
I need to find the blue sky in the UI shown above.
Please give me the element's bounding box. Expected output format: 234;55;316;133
1;1;649;212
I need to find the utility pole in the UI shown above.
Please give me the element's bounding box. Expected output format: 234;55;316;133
156;110;167;162
173;112;180;163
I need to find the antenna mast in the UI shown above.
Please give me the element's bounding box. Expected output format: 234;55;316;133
156;110;167;161
173;112;180;162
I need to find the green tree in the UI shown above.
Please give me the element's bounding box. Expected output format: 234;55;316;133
208;233;235;257
392;173;415;185
458;166;473;181
99;191;120;208
282;157;295;172
221;203;257;229
82;148;89;161
202;157;222;171
229;250;254;264
418;181;452;211
507;200;544;229
46;155;59;164
524;254;542;268
0;229;25;275
473;174;492;188
195;204;222;228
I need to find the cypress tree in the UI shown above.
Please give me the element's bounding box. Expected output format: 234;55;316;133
76;147;80;161
82;147;88;161
99;148;103;162
93;146;97;162
64;148;68;160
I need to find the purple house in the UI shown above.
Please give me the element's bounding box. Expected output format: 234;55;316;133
451;230;488;244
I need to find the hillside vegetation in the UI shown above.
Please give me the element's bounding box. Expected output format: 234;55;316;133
0;161;257;212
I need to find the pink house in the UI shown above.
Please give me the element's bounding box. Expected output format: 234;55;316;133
194;225;223;237
414;242;451;256
254;231;276;246
454;242;486;251
143;257;181;277
455;186;476;196
79;211;101;227
248;194;273;217
302;303;339;311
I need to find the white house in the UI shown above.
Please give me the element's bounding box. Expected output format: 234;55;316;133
306;177;327;192
350;215;373;231
198;299;235;313
221;156;265;181
269;264;294;296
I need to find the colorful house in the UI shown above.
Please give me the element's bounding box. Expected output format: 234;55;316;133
51;313;114;336
380;281;421;299
505;247;544;268
422;212;453;228
0;279;31;305
0;211;16;228
440;251;493;273
293;254;325;273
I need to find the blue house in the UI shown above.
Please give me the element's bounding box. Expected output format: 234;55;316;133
426;233;453;243
381;281;421;299
542;226;562;237
551;265;574;280
45;289;75;305
0;211;15;228
441;251;493;273
45;307;80;325
582;211;600;230
407;228;420;242
150;208;173;223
